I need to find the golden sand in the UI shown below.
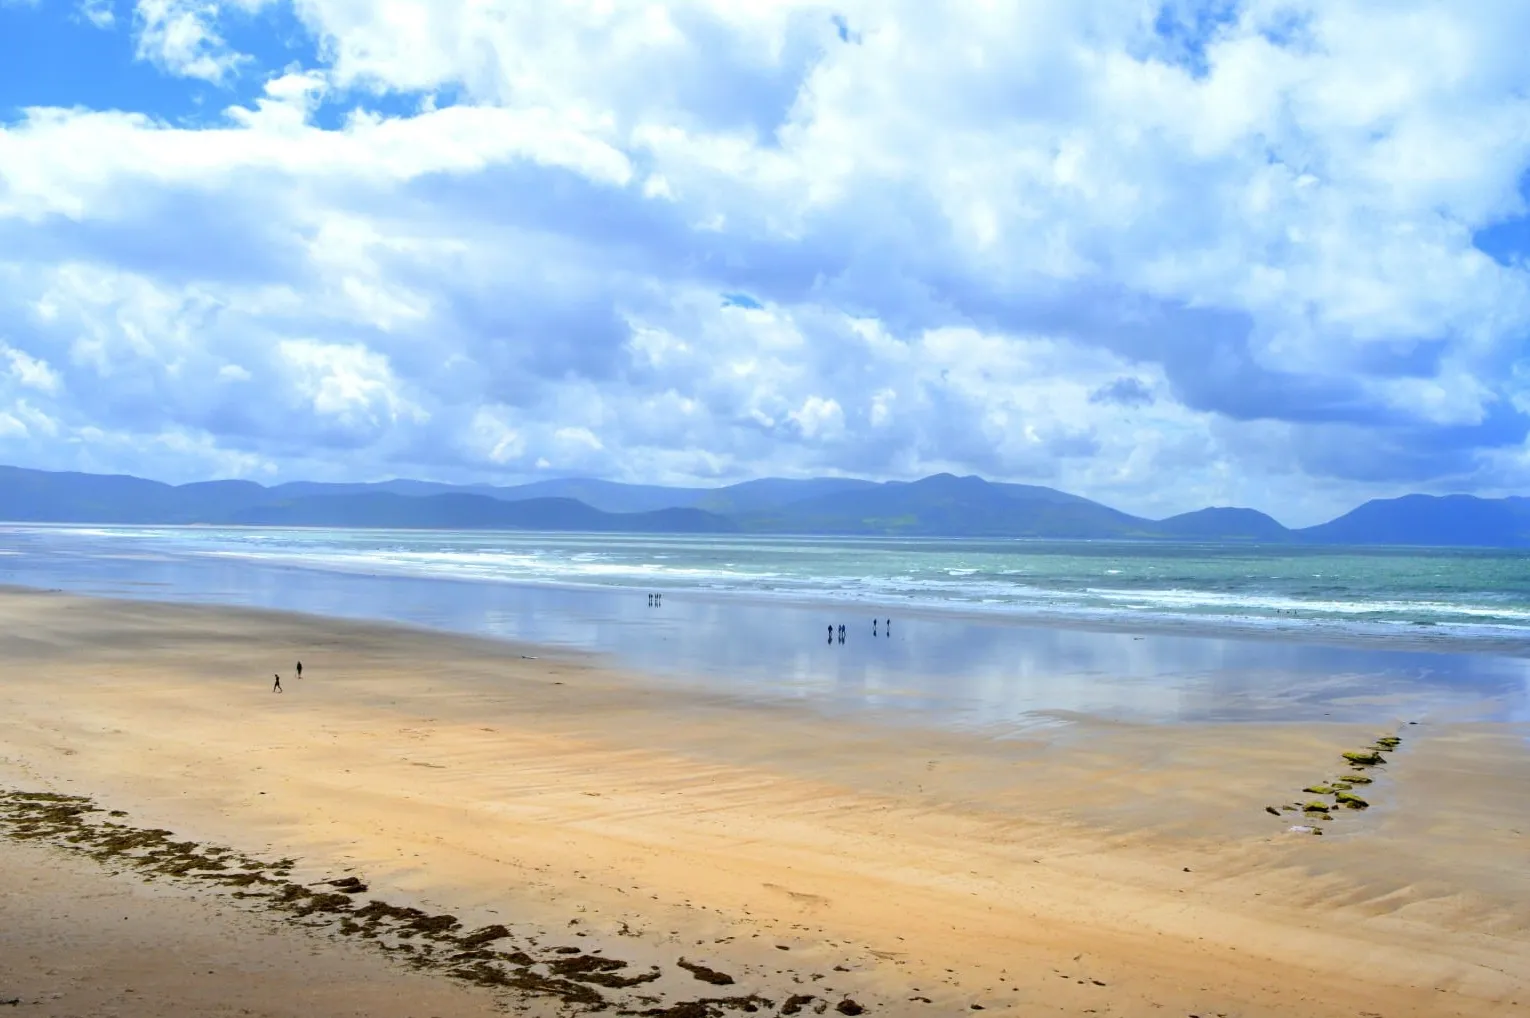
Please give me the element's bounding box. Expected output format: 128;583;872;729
1;589;1527;1016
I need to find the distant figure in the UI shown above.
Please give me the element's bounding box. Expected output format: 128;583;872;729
885;618;891;637
648;593;654;607
837;624;845;644
873;618;879;634
272;673;283;694
656;592;662;606
296;660;303;680
827;624;834;643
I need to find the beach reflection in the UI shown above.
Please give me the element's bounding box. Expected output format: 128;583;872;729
2;525;1527;727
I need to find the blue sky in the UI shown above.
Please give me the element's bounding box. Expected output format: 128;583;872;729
2;0;1530;524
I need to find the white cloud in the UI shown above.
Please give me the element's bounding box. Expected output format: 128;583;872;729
1;1;1529;523
77;0;115;28
278;339;425;434
2;343;61;394
133;0;250;82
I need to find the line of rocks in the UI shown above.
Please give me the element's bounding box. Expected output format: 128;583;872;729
1264;733;1404;833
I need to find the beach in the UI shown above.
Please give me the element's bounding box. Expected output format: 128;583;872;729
2;587;1528;1016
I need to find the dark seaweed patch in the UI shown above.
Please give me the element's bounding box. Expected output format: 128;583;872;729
0;788;858;1016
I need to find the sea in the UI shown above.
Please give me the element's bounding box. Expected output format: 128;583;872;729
3;524;1528;728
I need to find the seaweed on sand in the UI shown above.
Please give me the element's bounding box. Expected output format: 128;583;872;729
0;788;855;1016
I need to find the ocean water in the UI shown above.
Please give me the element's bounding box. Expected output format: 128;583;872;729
2;524;1528;727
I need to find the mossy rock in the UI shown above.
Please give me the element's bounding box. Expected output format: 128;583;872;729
1342;751;1384;766
1338;773;1373;784
1334;791;1369;809
1302;801;1331;813
1303;785;1336;795
1375;736;1401;748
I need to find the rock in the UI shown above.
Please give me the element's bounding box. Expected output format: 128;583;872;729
458;924;511;950
1302;801;1331;813
1303;785;1336;795
836;999;865;1016
677;958;736;986
1334;791;1369;809
1265;806;1281;816
1342;751;1384;766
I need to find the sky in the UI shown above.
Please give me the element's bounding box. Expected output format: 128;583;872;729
1;1;1529;525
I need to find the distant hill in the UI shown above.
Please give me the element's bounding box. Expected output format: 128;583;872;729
690;477;881;515
1154;507;1292;542
1298;494;1530;547
1;464;1527;547
459;478;713;514
232;493;737;533
737;473;1156;538
0;466;270;523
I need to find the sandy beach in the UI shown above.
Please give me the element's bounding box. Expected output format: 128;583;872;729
2;587;1528;1017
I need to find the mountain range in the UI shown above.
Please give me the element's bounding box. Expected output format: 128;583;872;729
1;464;1527;547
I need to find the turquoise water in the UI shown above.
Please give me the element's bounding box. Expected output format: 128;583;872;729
2;525;1527;725
14;526;1527;647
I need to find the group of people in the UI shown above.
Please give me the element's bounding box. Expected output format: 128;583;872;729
272;660;303;693
647;593;664;606
828;618;891;644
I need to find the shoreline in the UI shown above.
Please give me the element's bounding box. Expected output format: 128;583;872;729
2;589;1528;1016
5;524;1530;661
4;570;1528;733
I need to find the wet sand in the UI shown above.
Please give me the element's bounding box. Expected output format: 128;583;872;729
0;836;505;1018
1;588;1528;1016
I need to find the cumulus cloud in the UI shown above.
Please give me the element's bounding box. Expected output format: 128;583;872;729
132;0;253;82
1;0;1529;522
77;0;115;28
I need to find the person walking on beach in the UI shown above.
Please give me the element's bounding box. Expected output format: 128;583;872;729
827;624;834;643
272;672;283;694
296;661;303;680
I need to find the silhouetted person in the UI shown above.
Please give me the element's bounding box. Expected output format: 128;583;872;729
273;673;283;694
837;624;845;644
296;661;303;680
885;618;891;636
873;618;879;634
648;593;654;606
656;592;662;606
827;624;834;642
